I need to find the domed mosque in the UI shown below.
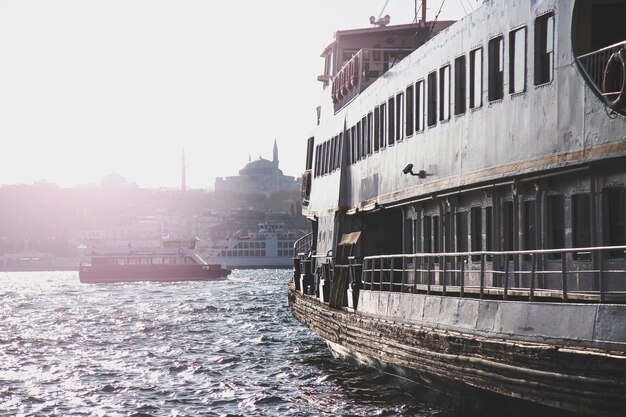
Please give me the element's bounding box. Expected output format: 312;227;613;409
214;140;300;196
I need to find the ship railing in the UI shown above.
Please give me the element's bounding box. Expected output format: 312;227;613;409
293;232;313;258
576;40;626;106
332;48;415;113
361;245;626;303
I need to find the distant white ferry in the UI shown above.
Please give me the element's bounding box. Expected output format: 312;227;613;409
203;220;304;269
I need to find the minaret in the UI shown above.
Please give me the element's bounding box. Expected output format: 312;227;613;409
181;149;187;192
272;139;279;193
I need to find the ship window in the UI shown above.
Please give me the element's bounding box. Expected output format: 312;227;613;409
396;92;404;141
503;201;514;254
454;55;467;115
388;97;395;145
470;47;483;108
152;257;162;264
414;219;422;253
226;250;231;256
356;122;362;161
485;206;493;252
328;137;334;171
374;106;380;152
423;215;432;253
344;131;350;166
603;187;626;257
326;139;332;173
416;80;425;131
305;137;314;171
116;257;127;265
405;85;414;137
321;141;327;175
439;65;451;121
572;194;591;260
129;257;139;265
471;207;482;260
433;215;440;253
351;126;357;163
379;102;387;149
509;26;527;94
546;195;564;259
427;71;437;127
314;145;320;177
318;143;323;175
523;200;536;259
535;12;554;86
488;35;504;101
360;116;367;158
366;112;373;155
329;136;335;171
456;211;468;252
405;218;414;254
336;133;343;170
445;212;453;253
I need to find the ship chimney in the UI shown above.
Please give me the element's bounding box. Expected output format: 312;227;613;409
422;0;427;23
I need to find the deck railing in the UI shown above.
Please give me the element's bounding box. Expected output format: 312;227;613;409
332;48;415;113
361;246;626;303
576;40;626;104
293;232;313;258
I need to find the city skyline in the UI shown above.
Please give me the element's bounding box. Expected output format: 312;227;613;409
0;0;469;189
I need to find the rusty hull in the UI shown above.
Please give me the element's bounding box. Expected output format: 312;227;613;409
288;282;626;417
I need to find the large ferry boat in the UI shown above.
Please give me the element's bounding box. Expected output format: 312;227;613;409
79;236;230;283
288;1;626;416
203;219;304;269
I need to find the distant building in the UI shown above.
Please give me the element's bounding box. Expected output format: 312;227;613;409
214;140;300;196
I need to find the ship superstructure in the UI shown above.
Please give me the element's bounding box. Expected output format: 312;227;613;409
289;1;626;415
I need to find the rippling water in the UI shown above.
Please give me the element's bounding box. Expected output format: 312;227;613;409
1;270;559;417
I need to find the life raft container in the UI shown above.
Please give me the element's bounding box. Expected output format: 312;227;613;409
603;48;626;109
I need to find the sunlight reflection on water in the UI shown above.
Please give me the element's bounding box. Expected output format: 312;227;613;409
0;270;464;417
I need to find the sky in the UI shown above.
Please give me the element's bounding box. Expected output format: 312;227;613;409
0;0;472;190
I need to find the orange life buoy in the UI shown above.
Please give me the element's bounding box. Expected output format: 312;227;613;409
339;71;347;96
343;66;351;91
603;48;626;109
346;61;354;90
350;56;360;87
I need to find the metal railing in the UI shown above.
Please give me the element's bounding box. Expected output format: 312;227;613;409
361;246;626;303
293;232;313;258
332;48;415;113
576;40;626;102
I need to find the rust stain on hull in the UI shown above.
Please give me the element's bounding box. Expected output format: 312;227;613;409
288;284;626;417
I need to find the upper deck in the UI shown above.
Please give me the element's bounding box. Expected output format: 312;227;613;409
302;0;626;218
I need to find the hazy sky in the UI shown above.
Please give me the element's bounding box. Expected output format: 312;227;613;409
0;0;471;190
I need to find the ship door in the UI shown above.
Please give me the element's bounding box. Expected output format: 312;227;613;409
329;231;361;309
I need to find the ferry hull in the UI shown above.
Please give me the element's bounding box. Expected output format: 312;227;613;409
288;283;626;417
79;264;230;283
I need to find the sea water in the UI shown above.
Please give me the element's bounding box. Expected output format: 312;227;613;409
0;270;562;417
